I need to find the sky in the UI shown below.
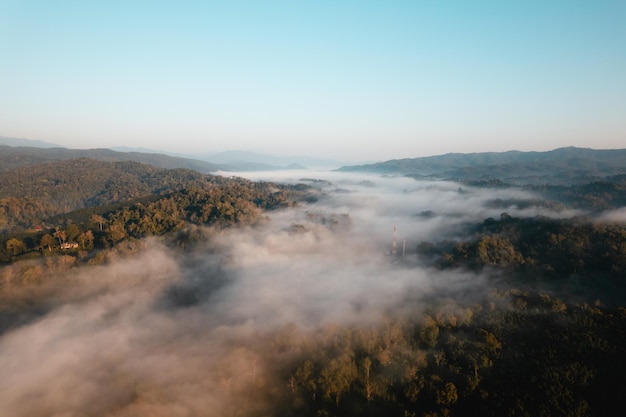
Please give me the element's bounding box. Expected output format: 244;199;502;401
1;0;625;162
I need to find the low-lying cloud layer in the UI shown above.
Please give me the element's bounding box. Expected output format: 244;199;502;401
0;171;584;416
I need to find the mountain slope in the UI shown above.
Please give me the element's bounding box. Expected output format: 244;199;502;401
0;145;221;173
337;147;626;184
0;158;209;230
0;135;60;148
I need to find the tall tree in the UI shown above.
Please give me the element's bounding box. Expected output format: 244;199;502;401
91;214;106;232
40;233;56;252
53;229;67;245
65;223;80;242
319;354;358;407
77;230;94;250
5;237;26;257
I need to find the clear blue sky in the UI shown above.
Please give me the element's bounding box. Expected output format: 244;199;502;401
1;0;625;162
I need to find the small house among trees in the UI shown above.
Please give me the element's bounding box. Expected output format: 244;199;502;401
60;242;79;250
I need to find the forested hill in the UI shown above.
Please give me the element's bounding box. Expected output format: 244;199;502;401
0;158;308;233
0;158;205;226
338;147;626;185
0;144;221;173
0;156;313;265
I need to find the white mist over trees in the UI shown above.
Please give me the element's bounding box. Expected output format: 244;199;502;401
0;171;617;416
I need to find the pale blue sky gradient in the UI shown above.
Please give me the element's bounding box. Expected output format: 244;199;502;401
1;1;625;162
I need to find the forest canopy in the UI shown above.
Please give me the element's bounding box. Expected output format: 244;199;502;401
1;153;626;417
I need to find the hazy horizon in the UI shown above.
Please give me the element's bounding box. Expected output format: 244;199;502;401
1;1;625;161
3;134;626;170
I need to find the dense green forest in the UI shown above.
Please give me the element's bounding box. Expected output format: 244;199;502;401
0;157;314;267
463;175;626;212
265;292;625;417
2;152;626;416
0;143;221;173
243;214;626;416
338;147;626;186
415;214;626;305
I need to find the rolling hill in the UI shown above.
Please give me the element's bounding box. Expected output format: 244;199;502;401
0;144;221;173
337;147;626;185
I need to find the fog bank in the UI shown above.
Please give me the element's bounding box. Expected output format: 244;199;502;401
0;171;578;416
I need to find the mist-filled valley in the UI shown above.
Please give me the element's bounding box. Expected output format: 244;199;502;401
2;165;626;416
4;0;626;413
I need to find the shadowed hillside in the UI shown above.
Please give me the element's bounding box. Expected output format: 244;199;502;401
0;158;311;233
338;147;626;185
0;145;221;173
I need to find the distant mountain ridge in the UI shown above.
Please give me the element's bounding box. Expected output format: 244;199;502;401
0;145;221;173
337;147;626;185
2;136;336;172
113;148;335;171
0;135;60;148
